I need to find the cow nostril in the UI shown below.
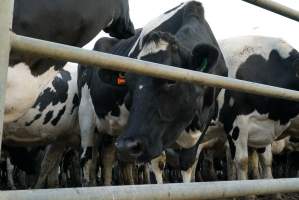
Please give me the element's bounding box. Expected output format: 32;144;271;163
131;141;142;154
127;140;143;155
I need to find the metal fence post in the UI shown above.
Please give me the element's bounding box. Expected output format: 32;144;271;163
242;0;299;22
0;0;14;155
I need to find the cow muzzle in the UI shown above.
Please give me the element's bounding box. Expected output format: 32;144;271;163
115;138;144;161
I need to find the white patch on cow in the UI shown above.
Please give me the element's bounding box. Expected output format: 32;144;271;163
137;39;169;60
229;97;235;107
219;36;294;78
138;85;144;90
181;168;193;183
98;104;129;137
233;110;290;149
271;137;289;155
5;63;58;123
128;2;186;56
216;89;225;120
4;64;79;144
176;130;202;149
150;152;166;184
79;84;97;148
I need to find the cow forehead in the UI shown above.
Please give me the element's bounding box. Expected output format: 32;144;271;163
128;1;186;56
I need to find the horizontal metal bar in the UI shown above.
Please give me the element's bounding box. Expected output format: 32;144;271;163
242;0;299;22
1;178;299;200
10;33;299;102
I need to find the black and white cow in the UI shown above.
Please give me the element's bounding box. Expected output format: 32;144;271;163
114;0;227;163
213;36;299;185
78;0;227;184
6;0;134;124
4;65;81;188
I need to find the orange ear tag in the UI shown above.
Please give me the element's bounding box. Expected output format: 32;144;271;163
117;76;126;85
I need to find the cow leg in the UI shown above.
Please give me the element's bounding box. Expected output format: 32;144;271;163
226;141;236;180
258;145;281;200
258;145;273;179
34;143;64;189
121;162;134;185
101;138;116;186
6;157;16;190
46;161;60;188
150;152;166;184
248;149;260;179
229;126;256;200
69;150;82;187
79;86;97;186
143;163;151;184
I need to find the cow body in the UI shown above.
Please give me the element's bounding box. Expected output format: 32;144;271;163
214;36;299;183
3;65;80;188
6;0;134;124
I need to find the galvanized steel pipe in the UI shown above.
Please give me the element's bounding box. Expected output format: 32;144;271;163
1;178;299;200
0;0;14;156
242;0;299;22
10;33;299;102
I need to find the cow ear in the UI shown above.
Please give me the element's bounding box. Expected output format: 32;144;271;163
98;69;126;86
192;44;219;73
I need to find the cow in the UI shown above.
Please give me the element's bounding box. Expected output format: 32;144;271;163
3;64;81;188
6;0;135;124
114;0;227;163
78;0;227;185
210;36;299;199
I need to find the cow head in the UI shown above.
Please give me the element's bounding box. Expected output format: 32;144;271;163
104;0;135;39
115;31;220;162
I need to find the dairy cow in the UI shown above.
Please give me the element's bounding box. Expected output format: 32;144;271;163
3;65;81;188
78;1;227;184
213;36;299;185
6;0;134;123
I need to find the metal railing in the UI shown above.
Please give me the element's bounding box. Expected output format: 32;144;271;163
1;0;299;199
1;178;299;200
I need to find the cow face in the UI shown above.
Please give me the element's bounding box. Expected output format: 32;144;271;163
104;0;135;39
115;31;219;162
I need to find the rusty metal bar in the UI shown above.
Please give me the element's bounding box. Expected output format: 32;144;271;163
242;0;299;22
1;178;299;200
0;0;14;156
10;33;299;102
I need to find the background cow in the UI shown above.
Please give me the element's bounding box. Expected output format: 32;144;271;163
6;0;135;123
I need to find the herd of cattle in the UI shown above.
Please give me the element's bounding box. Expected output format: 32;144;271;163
2;0;299;198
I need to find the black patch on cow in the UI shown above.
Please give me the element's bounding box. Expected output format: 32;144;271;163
290;136;299;143
227;135;236;160
220;49;299;146
80;147;93;167
25;114;42;126
43;110;54;125
257;147;266;154
232;127;240;141
111;105;121;117
32;70;71;112
71;94;80;114
51;106;66;126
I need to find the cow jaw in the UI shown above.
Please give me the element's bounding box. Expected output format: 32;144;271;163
5;63;58;123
